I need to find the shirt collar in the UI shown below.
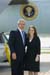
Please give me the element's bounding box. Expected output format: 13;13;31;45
18;27;22;33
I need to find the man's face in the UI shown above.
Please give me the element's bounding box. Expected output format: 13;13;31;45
18;21;25;30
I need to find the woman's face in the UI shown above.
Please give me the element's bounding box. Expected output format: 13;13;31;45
29;27;35;37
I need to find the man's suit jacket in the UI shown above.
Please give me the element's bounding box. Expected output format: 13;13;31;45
8;29;26;62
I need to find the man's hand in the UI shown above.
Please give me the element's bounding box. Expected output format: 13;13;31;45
12;52;17;60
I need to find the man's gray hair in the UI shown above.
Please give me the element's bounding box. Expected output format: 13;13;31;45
17;19;25;25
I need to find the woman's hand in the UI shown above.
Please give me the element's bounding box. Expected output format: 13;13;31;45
35;55;40;62
12;52;17;60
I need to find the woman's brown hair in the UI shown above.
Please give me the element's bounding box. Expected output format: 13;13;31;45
28;26;37;38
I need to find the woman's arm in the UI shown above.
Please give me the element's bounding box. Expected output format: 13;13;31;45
35;36;41;62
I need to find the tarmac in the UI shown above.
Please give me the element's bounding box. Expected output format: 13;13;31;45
0;62;50;75
0;54;50;75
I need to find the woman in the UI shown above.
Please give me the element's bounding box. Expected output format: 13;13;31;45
24;26;40;75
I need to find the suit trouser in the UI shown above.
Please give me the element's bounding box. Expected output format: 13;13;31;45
11;58;24;75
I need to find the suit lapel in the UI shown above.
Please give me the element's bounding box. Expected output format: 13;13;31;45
16;29;24;45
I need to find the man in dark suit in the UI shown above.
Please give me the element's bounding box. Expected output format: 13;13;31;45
8;19;26;75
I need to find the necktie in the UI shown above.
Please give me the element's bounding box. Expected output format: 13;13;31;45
21;31;25;45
